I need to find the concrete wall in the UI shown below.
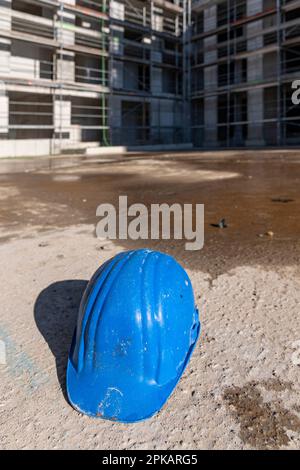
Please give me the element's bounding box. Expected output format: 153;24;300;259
0;139;53;157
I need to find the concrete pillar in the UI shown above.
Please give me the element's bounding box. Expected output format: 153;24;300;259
233;93;244;146
246;54;265;145
151;6;163;125
109;95;122;145
203;64;218;146
110;2;124;90
109;2;126;145
0;0;11;31
58;2;75;45
110;26;124;90
0;84;9;137
111;60;123;89
246;88;264;145
247;19;263;51
110;0;125;21
248;54;263;83
202;5;217;146
247;1;263;51
160;99;174;144
56;3;75;82
151;99;178;144
57;51;75;82
153;12;163;33
110;25;124;56
109;96;122;127
123;62;139;91
54;98;71;140
247;0;263;17
204;95;218;146
151;25;163;95
263;51;277;80
204;35;217;64
204;65;217;90
150;98;161;143
203;5;217;64
235;60;243;84
151;68;162;94
204;6;217;32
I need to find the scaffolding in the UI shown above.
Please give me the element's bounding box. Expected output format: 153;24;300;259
0;0;299;157
0;0;110;156
109;0;186;146
190;0;300;147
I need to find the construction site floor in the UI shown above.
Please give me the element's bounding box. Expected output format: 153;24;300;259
1;149;300;449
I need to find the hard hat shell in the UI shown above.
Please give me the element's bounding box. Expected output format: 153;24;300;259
66;249;200;423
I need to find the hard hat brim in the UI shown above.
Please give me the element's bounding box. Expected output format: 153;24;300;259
66;321;200;423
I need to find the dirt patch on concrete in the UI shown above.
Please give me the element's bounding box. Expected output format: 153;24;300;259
223;380;300;449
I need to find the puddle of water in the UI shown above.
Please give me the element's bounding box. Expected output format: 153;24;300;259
0;151;300;277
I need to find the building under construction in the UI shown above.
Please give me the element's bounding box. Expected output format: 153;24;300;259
0;0;299;157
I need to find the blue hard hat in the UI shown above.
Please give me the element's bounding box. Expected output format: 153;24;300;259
66;249;200;422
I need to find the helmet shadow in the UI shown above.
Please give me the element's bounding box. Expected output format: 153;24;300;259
34;279;88;402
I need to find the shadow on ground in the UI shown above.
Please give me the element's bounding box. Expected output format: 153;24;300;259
34;279;88;400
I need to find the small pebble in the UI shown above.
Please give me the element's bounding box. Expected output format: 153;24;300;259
38;242;49;247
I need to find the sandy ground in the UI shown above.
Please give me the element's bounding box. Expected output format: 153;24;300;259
1;150;300;450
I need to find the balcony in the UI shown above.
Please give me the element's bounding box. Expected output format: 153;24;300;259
12;9;54;40
11;0;54;39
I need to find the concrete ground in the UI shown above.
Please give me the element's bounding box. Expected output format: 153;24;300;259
1;149;300;449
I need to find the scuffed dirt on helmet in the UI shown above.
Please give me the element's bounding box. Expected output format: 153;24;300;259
97;387;123;421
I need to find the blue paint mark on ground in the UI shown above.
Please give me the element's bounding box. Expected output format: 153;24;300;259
0;324;49;392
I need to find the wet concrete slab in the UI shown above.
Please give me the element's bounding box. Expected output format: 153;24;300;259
1;149;300;278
